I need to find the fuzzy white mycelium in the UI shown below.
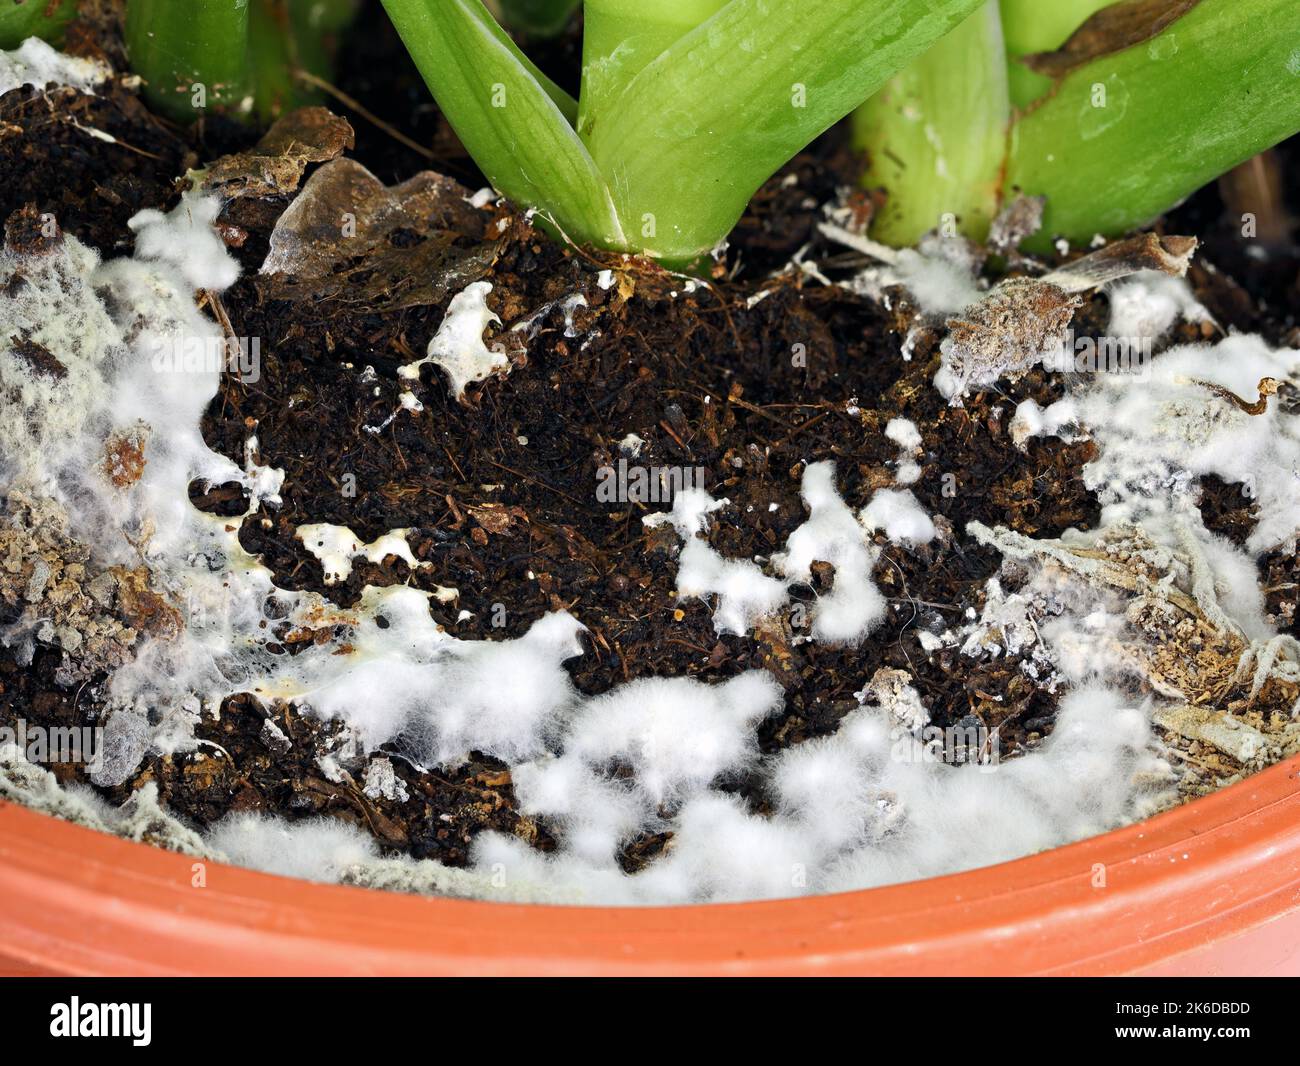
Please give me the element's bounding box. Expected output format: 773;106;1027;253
0;176;1174;902
5;65;1297;903
885;416;923;484
0;37;110;96
774;460;887;643
643;488;789;637
295;523;433;585
397;280;507;399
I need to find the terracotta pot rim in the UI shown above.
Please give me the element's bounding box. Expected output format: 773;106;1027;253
3;753;1300;975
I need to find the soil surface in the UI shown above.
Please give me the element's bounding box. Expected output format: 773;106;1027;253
2;4;1298;872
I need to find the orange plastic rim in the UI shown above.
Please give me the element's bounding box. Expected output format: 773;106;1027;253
2;754;1300;976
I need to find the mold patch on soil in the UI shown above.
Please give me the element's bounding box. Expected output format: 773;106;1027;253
1;15;1298;904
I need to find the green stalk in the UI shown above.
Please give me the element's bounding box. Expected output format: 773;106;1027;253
247;0;298;123
584;0;986;264
380;0;619;247
495;0;578;37
854;1;1010;246
383;0;982;264
0;0;79;49
125;0;253;122
286;0;361;68
999;0;1112;109
247;0;360;123
1005;0;1300;249
578;0;727;136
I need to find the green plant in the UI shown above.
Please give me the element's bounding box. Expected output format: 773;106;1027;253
855;0;1300;250
0;0;79;48
16;0;1295;263
855;2;1009;246
123;0;360;123
380;0;985;267
492;0;579;38
998;0;1113;108
1006;0;1300;248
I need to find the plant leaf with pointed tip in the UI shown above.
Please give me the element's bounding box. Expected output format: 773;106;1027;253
1006;0;1300;248
584;0;987;264
381;0;623;249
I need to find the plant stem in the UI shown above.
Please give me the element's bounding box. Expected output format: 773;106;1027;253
125;0;253;122
247;0;298;123
999;0;1112;109
494;0;579;37
246;0;360;123
584;0;985;265
578;0;727;136
380;0;621;248
0;0;79;49
1005;0;1300;249
854;1;1010;246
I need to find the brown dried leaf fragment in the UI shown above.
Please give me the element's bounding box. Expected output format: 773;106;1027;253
943;278;1082;395
940;233;1197;399
101;423;149;487
258;158;498;313
988;194;1046;259
202;107;355;201
466;503;528;536
1024;0;1202;81
1044;233;1197;293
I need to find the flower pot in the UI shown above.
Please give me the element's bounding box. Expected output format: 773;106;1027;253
2;753;1300;976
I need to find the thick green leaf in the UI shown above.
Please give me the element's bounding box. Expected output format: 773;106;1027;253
380;0;623;249
1006;0;1300;247
578;0;727;136
999;0;1114;108
389;0;578;123
125;0;253;121
855;1;1010;246
246;0;362;123
584;0;987;264
0;0;78;49
495;0;579;37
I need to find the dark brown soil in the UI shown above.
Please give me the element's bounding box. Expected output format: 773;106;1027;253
2;6;1298;871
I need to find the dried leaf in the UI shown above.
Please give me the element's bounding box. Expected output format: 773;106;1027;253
940;235;1196;398
987;195;1045;258
258;158;499;313
1043;233;1197;293
943;278;1082;393
203;107;355;201
467;503;528;535
1024;0;1201;81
